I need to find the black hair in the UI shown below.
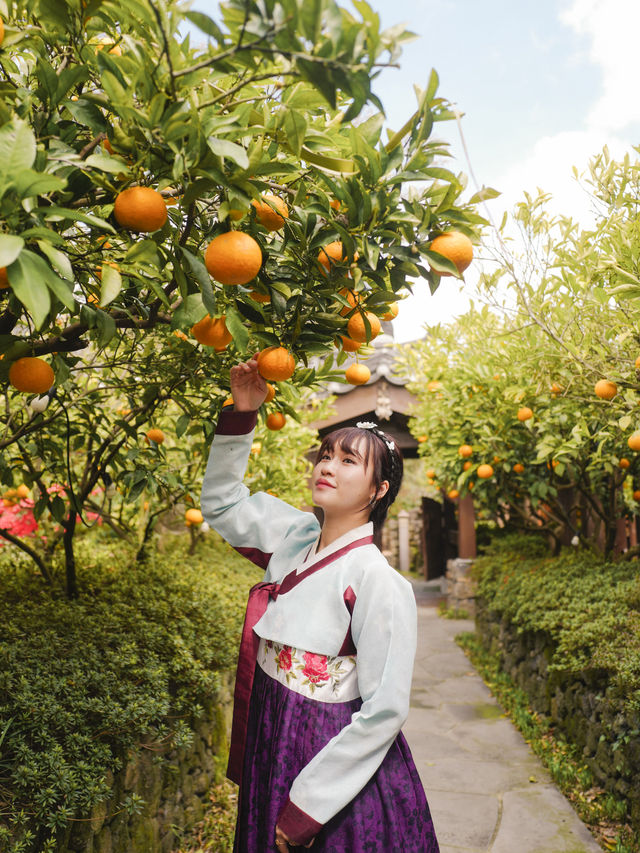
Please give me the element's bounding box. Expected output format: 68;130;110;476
315;425;404;532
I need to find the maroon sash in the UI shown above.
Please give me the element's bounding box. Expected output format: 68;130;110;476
226;534;374;786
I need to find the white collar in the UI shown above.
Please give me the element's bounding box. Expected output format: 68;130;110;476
299;521;374;572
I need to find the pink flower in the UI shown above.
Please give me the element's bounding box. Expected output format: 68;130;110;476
277;645;292;672
302;652;329;683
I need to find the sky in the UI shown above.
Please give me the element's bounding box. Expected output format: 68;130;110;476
188;0;640;342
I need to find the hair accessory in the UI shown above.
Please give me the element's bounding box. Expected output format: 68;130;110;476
356;421;397;467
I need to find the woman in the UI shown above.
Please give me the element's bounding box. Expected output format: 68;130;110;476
201;356;440;852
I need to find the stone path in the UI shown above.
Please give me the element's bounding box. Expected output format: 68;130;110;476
405;579;602;853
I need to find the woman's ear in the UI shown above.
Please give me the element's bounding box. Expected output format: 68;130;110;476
376;480;389;502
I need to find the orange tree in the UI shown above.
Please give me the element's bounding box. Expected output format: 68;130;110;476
0;0;484;594
400;151;640;557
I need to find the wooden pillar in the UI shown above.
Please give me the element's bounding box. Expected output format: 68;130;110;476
397;510;410;573
458;494;477;559
614;516;628;555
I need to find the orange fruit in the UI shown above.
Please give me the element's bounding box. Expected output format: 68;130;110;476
619;458;631;469
264;382;276;403
329;199;341;211
448;489;459;500
513;463;525;474
427;380;442;392
347;311;381;344
204;232;262;286
426;469;436;479
550;382;563;393
463;461;472;471
628;431;640;452
345;363;371;385
429;231;473;276
266;412;286;430
477;464;494;479
382;302;399;321
0;267;10;290
417;435;428;443
145;428;165;444
337;288;360;316
174;329;189;341
249;289;271;303
594;379;617;400
318;241;358;274
95;37;121;55
191;314;232;349
8;357;55;393
114;186;168;232
185;508;204;526
458;444;473;458
257;346;296;381
222;396;234;408
634;490;640;501
636;355;640;370
16;484;30;499
0;19;4;46
103;137;115;156
251;194;288;231
338;336;361;352
517;406;533;422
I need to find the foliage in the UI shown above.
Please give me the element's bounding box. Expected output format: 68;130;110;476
0;0;484;592
0;532;256;851
398;149;640;555
175;778;237;853
471;535;640;714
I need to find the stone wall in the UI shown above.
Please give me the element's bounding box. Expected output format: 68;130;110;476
55;673;234;853
445;557;477;616
475;597;640;830
383;509;424;573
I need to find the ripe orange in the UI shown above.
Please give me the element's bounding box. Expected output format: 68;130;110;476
266;412;286;430
257;346;296;381
338;336;361;352
594;379;617;400
16;484;30;499
619;458;631;469
417;435;428;443
337;288;360;316
329;199;341;211
347;311;381;344
191;314;232;349
145;428;165;444
185;508;204;526
463;460;472;471
174;329;189;341
513;463;525;474
429;231;473;276
0;267;10;290
634;490;640;501
345;363;371;385
636;355;640;370
249;289;271;303
204;232;262;286
447;489;459;500
382;302;399;321
628;431;640;452
477;464;494;479
222;396;234;408
114;186;167;232
427;380;442;392
318;241;358;274
517;407;533;422
95;37;122;56
426;468;436;479
251;194;289;231
8;357;55;393
458;444;473;458
264;383;276;403
0;19;4;46
550;382;563;393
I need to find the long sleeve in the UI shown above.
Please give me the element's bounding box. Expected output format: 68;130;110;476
200;408;319;573
277;559;417;843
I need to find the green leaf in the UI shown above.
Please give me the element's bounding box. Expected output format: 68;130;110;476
0;235;24;268
84;153;131;175
282;108;308;157
65;98;110;134
181;247;217;317
0;120;36;180
44;206;115;233
99;264;122;307
207;137;249;170
7;252;52;329
224;306;250;353
184;11;225;43
13;170;67;198
172;293;204;329
56;65;90;103
95;309;116;346
176;413;191;438
51;495;66;523
468;186;501;205
36;241;73;281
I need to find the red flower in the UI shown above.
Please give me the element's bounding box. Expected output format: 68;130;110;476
277;645;292;672
302;652;329;683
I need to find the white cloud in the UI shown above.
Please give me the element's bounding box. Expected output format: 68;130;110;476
560;0;640;133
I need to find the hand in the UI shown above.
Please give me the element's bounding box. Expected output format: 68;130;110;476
275;824;315;849
230;355;267;412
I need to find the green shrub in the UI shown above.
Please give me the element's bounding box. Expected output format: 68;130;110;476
0;533;256;851
472;535;640;713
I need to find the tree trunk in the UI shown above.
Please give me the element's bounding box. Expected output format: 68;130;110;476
63;511;78;599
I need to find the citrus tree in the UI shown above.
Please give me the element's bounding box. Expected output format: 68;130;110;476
0;0;485;594
401;147;640;557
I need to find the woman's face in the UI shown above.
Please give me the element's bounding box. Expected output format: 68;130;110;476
311;436;387;521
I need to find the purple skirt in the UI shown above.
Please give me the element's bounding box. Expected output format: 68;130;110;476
234;663;440;852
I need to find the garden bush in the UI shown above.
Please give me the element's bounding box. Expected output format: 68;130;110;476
471;534;640;714
0;532;256;851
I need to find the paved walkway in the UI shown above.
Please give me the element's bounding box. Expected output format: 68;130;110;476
405;579;602;853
